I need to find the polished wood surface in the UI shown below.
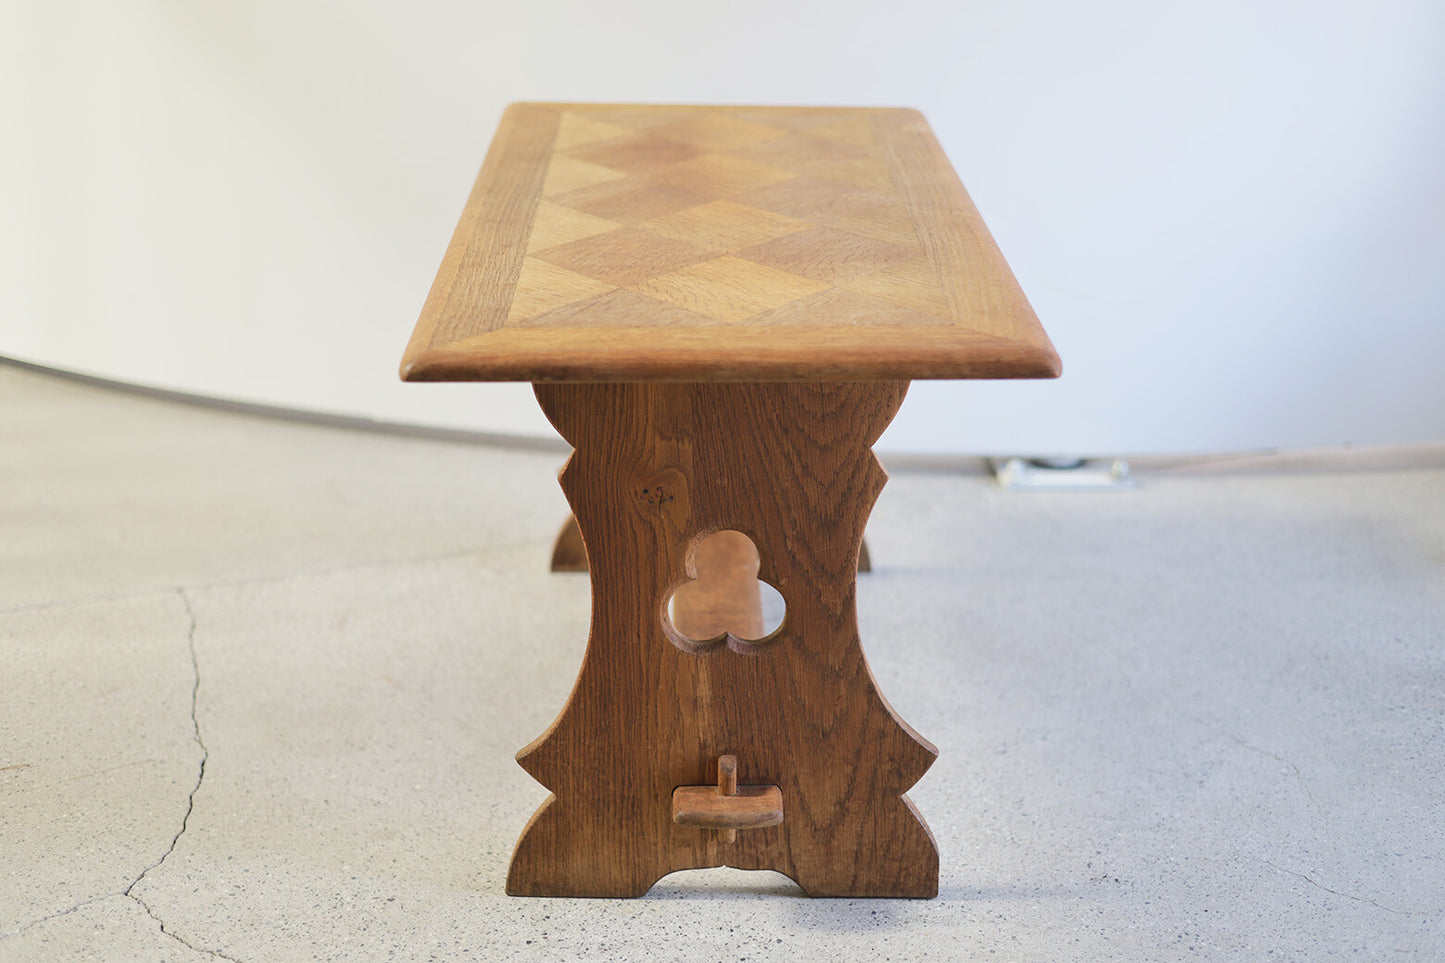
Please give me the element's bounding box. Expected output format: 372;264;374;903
401;103;1058;383
507;381;937;897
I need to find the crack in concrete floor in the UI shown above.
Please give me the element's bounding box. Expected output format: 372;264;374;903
2;590;239;962
0;541;531;620
1253;858;1432;918
119;589;239;962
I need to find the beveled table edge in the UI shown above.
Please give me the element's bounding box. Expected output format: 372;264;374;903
401;324;1060;383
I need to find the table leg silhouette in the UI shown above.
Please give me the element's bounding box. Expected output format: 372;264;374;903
508;380;937;898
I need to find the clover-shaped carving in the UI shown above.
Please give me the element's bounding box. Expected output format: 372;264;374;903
665;530;784;651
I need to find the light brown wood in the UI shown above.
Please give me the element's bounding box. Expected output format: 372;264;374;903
507;381;937;898
401;103;1058;383
671;786;783;833
668;530;767;643
673;755;784;844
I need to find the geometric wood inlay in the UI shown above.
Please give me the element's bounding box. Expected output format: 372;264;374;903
402;103;1060;383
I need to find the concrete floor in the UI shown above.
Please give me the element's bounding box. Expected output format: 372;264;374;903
2;360;1443;961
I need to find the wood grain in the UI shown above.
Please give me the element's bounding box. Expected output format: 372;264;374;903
402;103;558;362
509;381;937;898
872;108;1046;348
400;103;1058;383
551;516;871;573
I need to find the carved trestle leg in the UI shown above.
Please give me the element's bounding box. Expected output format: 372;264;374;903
508;381;937;898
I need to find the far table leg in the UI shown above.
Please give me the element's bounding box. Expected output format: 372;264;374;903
509;380;937;898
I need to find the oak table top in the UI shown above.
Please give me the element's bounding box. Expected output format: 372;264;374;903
401;102;1059;383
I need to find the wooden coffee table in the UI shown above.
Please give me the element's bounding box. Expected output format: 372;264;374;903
401;103;1059;898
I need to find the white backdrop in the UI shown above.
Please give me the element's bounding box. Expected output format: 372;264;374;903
4;0;1443;454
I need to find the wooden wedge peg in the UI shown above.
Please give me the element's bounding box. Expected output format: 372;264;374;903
672;755;783;844
719;754;738;797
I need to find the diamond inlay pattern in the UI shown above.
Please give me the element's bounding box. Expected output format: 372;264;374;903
403;102;1060;385
517;106;955;329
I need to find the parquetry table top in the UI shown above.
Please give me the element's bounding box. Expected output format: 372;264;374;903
401;103;1059;383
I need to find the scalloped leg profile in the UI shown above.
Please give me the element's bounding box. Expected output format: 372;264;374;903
509;381;938;899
